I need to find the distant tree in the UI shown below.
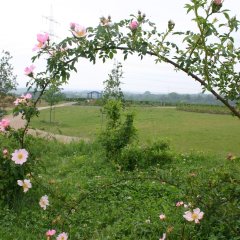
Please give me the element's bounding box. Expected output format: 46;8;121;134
100;62;136;159
0;51;17;96
43;85;65;123
0;51;17;117
102;62;125;106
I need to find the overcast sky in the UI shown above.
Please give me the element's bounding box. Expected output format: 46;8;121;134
1;0;239;93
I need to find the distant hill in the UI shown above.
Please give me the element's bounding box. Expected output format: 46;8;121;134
12;88;229;105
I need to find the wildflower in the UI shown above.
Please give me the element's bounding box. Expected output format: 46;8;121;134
2;149;8;156
17;179;32;193
129;20;139;30
159;214;166;220
183;208;204;224
159;233;166;240
145;219;151;224
33;33;49;51
46;229;56;237
14;97;26;106
56;232;68;240
100;16;112;27
0;118;10;129
11;149;29;165
70;23;87;38
212;0;222;12
39;195;49;210
24;65;35;77
214;0;222;5
23;93;32;100
176;201;184;207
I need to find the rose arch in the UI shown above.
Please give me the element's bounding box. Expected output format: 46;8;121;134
0;0;240;238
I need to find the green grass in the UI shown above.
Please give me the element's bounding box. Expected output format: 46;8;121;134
30;106;240;156
0;137;239;239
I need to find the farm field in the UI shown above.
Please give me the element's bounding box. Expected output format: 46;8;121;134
30;105;240;156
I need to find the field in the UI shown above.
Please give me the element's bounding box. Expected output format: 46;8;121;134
0;136;239;239
1;104;240;239
30;105;240;156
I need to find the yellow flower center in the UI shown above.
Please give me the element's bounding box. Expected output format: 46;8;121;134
192;213;198;220
23;182;28;190
18;153;23;160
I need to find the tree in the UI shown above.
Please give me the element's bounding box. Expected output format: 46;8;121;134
43;85;65;123
102;61;125;106
0;51;17;95
0;51;17;117
100;62;136;159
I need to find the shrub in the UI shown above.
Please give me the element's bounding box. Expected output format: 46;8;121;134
118;140;173;171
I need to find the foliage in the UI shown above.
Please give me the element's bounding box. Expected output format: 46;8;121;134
102;61;125;105
119;139;172;171
177;103;231;115
27;0;240;118
0;50;17;96
43;85;65;123
0;138;239;239
0;135;43;208
99;63;136;160
1;1;240;239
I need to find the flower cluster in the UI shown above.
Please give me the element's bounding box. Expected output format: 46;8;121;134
14;93;32;106
45;230;68;240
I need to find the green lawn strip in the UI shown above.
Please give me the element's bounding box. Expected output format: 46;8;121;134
30;106;240;156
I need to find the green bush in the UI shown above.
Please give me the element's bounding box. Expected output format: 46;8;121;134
0;135;43;208
119;140;173;171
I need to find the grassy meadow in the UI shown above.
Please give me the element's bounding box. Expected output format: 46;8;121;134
0;136;239;239
1;104;240;239
30;105;240;156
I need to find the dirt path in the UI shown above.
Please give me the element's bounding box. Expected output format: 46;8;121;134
6;102;89;144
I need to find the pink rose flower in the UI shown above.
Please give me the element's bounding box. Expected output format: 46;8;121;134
129;20;139;30
46;229;56;236
70;22;87;38
183;208;204;224
17;179;32;193
159;214;166;220
33;33;49;51
23;93;32;100
24;65;35;76
3;149;8;155
214;0;222;5
56;232;68;240
176;201;184;207
0;118;10;128
11;149;29;165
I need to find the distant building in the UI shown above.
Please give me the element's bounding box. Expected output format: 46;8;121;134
87;91;102;99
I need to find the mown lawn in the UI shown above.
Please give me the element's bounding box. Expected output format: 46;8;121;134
30;105;240;156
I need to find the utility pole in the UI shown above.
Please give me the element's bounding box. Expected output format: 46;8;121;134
42;5;60;42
